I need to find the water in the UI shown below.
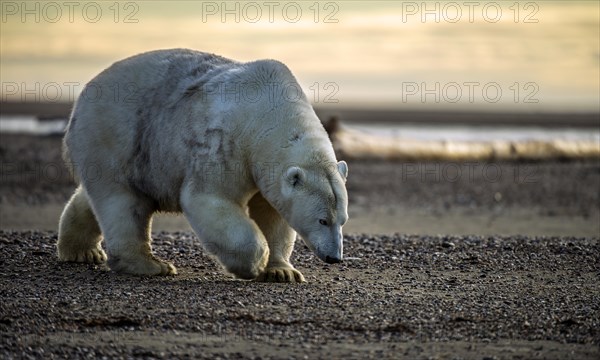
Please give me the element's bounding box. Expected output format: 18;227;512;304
2;115;598;144
0;116;66;135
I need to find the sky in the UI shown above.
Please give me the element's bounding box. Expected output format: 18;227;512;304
1;1;599;112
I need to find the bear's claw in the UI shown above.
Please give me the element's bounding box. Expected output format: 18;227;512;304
58;246;107;264
255;267;305;283
158;261;178;276
108;255;178;276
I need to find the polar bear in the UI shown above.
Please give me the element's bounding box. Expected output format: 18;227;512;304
57;49;348;282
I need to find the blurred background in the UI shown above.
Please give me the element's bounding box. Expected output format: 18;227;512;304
1;1;599;236
2;1;599;110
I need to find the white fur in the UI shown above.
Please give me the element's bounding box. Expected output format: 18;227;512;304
57;49;348;282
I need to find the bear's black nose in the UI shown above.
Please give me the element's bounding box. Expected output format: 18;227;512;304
325;256;342;264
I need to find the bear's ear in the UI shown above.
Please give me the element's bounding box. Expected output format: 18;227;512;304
285;166;306;188
337;161;348;182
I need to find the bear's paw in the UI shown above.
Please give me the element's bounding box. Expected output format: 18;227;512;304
108;255;178;276
58;246;107;264
255;267;305;283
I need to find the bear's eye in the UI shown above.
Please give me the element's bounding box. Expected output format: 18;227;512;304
319;219;329;226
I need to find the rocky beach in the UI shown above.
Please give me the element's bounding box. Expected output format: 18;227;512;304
1;119;599;358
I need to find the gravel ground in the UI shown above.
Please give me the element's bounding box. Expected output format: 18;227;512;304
1;133;599;358
1;230;598;359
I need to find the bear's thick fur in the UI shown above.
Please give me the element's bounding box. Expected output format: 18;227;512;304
57;49;348;282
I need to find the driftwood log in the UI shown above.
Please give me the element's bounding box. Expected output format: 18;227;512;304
323;117;600;161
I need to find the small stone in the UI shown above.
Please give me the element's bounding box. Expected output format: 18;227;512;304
442;241;455;249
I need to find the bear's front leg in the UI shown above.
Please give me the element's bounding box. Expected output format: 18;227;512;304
182;191;269;280
248;193;305;283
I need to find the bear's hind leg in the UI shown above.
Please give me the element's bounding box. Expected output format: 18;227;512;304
248;193;305;283
89;187;176;276
57;186;107;264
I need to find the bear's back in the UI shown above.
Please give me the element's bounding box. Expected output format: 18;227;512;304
66;50;238;159
79;49;237;113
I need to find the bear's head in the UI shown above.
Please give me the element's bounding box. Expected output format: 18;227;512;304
280;161;349;264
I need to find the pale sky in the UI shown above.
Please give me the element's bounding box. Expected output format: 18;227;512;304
1;1;598;112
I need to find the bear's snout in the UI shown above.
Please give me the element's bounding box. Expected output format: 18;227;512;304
325;255;342;264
